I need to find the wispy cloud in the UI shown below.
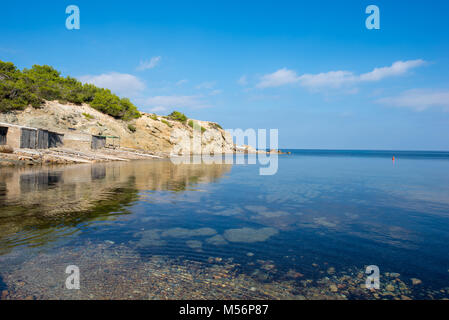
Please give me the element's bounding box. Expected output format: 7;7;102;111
78;72;145;97
148;106;167;113
359;60;426;81
176;79;188;86
238;75;248;86
209;89;222;96
298;70;356;89
256;59;427;90
137;56;161;71
196;81;216;89
377;89;449;111
257;68;300;88
247;94;281;101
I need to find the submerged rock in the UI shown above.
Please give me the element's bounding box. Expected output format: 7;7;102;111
252;269;270;281
244;205;269;213
205;235;228;246
386;284;395;292
257;211;290;218
161;227;217;238
212;208;243;216
186;240;202;250
223;227;279;243
389;272;401;278
135;229;166;247
313;217;337;228
244;206;289;218
286;269;304;279
1;290;8;300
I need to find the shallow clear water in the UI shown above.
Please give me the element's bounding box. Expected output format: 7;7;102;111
1;151;449;299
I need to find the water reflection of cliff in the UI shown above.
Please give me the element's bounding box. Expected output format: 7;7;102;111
0;160;232;254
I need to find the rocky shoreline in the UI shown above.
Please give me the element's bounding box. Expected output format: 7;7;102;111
0;146;286;167
0;146;165;167
0;101;287;167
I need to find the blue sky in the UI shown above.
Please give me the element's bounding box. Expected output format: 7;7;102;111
1;0;449;150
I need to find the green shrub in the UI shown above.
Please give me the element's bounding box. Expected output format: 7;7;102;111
128;124;137;133
0;60;141;121
168;111;187;123
119;97;141;121
82;113;94;120
188;120;206;133
149;114;158;121
161;119;173;128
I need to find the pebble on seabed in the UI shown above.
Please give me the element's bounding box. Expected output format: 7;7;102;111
1;290;9;300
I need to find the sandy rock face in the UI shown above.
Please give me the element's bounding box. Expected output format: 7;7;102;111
0;101;236;155
169;126;235;155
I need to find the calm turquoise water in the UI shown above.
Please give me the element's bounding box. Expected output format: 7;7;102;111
1;150;449;299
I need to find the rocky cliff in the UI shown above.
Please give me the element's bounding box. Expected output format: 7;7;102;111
0;101;237;155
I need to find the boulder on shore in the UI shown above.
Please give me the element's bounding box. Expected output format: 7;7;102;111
0;145;14;154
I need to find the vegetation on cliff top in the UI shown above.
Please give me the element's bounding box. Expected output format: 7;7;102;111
188;120;207;133
167;111;187;123
0;60;141;120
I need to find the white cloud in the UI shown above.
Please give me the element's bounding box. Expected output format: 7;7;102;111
257;68;299;88
149;106;167;113
196;81;216;89
256;59;427;90
247;94;281;101
209;89;223;96
238;75;248;86
78;72;145;97
142;95;211;109
345;87;360;95
137;56;161;71
359;59;426;81
299;71;357;89
176;79;188;86
377;89;449;111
